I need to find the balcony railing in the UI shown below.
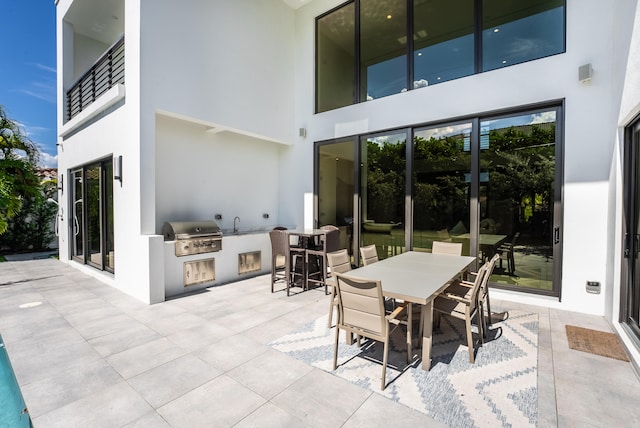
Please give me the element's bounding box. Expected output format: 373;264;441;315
66;35;125;121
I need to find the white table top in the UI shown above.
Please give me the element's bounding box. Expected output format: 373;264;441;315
348;251;476;305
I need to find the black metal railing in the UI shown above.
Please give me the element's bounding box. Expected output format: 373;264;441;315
66;35;125;121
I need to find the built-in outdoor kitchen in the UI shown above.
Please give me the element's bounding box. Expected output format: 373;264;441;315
161;218;279;298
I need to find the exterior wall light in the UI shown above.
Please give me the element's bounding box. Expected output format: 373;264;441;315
114;155;123;184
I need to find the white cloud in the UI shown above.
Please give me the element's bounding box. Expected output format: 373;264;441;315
530;111;556;124
39;152;58;168
34;63;56;74
413;79;429;89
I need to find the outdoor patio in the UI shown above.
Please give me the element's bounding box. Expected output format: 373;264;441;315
1;255;639;427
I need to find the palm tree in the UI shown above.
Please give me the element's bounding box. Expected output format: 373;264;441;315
0;105;42;234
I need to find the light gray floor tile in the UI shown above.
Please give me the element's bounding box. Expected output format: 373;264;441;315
128;354;221;408
343;392;447;427
157;375;266;428
88;322;162;357
194;334;269;372
32;381;153;428
122;411;171;428
227;348;313;399
11;340;102;386
165;321;234;352
106;338;187;379
234;402;311;428
271;369;371;428
20;358;123;418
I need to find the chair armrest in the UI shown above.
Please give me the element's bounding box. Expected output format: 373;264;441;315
439;293;471;304
386;302;409;320
457;281;474;288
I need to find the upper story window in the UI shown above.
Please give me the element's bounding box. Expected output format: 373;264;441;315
316;0;565;113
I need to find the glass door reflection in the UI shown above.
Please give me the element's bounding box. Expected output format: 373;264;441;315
360;131;407;260
480;110;558;292
317;139;356;259
86;164;103;269
413;123;472;254
71;169;84;262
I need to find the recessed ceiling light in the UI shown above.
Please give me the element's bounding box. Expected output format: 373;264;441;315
502;60;507;64
494;28;499;33
417;52;423;56
387;14;392;19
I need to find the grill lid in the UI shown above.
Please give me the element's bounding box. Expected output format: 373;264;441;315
162;220;221;241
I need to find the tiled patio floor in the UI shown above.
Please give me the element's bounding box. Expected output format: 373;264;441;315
1;257;639;427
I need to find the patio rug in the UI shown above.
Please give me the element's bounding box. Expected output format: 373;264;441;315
269;310;538;428
565;325;629;362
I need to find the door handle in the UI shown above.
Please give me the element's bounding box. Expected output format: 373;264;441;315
624;233;630;258
554;227;560;245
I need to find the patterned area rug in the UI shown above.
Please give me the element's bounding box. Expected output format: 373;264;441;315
269;309;538;428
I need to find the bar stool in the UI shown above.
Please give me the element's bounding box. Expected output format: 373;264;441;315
305;225;341;294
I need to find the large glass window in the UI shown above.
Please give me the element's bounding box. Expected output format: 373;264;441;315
360;0;407;100
317;3;356;113
360;131;407;259
482;0;565;71
413;123;472;254
316;104;562;295
413;0;474;87
316;0;565;112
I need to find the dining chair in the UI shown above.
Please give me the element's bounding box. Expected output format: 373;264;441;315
359;244;379;266
414;239;465;336
432;240;463;255
497;232;520;275
333;273;413;390
433;263;488;363
326;249;352;328
306;225;341;294
443;253;500;331
269;229;305;296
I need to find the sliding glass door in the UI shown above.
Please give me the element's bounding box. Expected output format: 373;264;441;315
413;122;473;254
360;131;407;260
69;158;115;273
316;139;356;259
480;109;561;293
316;104;563;294
622;118;640;341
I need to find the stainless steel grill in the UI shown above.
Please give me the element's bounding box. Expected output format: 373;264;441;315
162;221;222;257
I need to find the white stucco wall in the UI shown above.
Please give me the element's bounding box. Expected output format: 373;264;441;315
55;0;640;318
154;114;283;233
289;0;634;315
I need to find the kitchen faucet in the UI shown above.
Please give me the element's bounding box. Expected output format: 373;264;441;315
233;216;240;233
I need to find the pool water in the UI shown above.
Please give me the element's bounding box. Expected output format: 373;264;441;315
0;335;32;427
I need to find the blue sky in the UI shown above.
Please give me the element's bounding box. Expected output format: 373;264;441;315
1;1;57;167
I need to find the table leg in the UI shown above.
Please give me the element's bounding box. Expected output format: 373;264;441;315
421;301;433;370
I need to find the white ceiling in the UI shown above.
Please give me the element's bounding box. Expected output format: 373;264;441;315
64;0;125;45
65;0;310;45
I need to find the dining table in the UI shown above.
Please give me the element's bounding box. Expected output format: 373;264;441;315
347;251;475;370
451;233;507;262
